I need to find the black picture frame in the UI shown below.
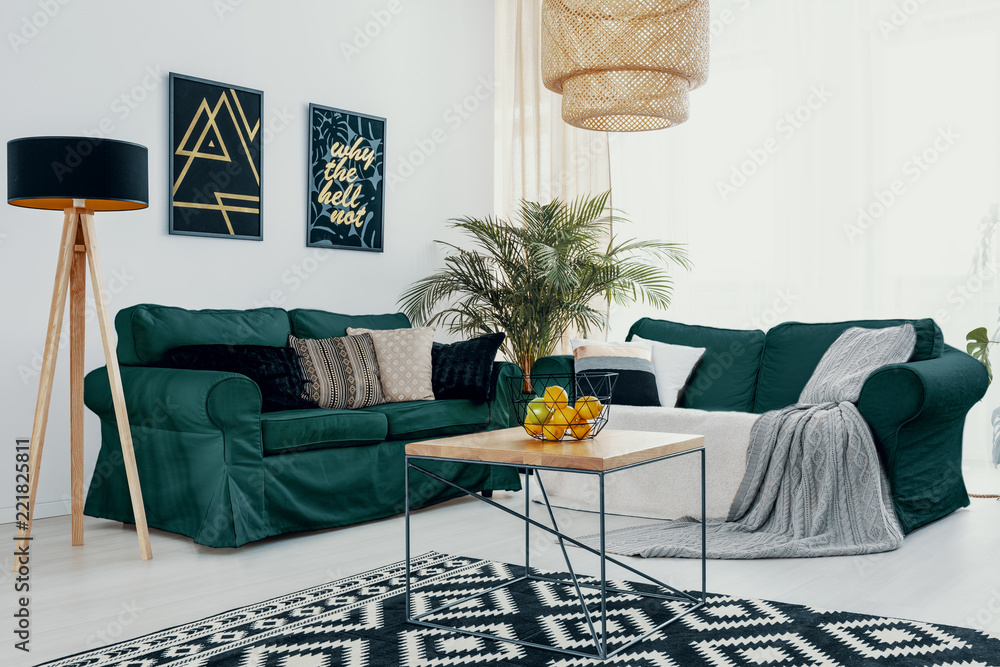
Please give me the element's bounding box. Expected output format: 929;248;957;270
307;103;385;251
169;73;263;241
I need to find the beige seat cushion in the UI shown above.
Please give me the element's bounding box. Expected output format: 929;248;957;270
347;326;435;403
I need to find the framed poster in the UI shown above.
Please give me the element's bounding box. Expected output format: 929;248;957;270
307;103;385;251
169;73;263;240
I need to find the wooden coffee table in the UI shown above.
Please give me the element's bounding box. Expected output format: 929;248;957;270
403;427;706;660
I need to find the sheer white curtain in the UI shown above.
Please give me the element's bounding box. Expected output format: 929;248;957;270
493;0;611;218
494;0;614;348
606;0;1000;462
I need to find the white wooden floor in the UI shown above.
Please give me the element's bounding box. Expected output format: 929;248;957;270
5;464;1000;666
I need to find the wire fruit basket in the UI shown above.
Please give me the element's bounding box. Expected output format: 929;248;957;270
509;373;616;442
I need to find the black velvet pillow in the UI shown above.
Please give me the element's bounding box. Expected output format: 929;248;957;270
432;332;506;401
160;345;314;412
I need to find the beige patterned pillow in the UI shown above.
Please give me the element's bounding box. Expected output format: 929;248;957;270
346;326;435;403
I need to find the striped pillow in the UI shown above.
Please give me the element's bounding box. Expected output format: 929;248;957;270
573;343;660;407
289;333;383;409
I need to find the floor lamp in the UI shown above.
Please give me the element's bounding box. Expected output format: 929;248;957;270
8;136;152;561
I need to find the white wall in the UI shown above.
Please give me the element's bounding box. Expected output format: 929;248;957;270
0;0;496;520
607;0;1000;463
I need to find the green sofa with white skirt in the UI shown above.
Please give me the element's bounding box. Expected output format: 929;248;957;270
532;316;988;534
83;304;522;548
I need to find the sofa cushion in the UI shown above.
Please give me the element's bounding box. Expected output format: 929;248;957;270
360;399;490;440
289;333;384;409
631;336;706;407
627;318;765;412
261;408;387;455
347;326;436;403
289;309;410;338
572;341;660;407
116;304;291;366
432;332;506;401
753;318;944;413
160;344;313;412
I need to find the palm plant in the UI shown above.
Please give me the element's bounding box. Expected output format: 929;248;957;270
399;192;691;386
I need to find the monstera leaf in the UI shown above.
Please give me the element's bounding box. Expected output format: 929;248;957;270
967;327;993;383
992;407;1000;466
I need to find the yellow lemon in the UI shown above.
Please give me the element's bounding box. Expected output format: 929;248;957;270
542;422;566;441
549;406;577;427
569;421;592;440
575;396;603;420
543;385;569;411
523;421;544;437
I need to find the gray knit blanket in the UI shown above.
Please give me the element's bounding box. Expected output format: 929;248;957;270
580;323;916;559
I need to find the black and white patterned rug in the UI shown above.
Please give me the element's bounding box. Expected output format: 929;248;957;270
37;552;1000;666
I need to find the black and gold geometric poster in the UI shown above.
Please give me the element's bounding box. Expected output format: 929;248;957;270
169;73;263;240
307;103;385;251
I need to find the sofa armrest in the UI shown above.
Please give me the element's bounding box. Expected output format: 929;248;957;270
858;345;988;434
488;361;525;429
84;366;263;454
531;354;574;377
84;365;268;546
857;344;987;532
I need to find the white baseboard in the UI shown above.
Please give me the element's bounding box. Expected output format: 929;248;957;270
0;500;70;525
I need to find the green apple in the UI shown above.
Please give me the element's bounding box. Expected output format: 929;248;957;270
525;397;551;425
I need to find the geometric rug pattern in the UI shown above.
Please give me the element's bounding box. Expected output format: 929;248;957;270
35;552;1000;666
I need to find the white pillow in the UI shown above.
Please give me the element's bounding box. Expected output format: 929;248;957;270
631;335;706;407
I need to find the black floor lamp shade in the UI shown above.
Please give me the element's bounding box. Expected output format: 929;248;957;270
7;136;148;212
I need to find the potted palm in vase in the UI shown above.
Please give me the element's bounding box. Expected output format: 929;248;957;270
399;191;691;390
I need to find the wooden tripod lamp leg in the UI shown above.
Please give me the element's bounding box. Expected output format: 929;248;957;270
15;211;79;560
70;224;87;546
80;212;152;561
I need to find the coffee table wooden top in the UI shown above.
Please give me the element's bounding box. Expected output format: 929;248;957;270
405;427;703;472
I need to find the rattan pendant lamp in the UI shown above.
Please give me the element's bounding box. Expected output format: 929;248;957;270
541;0;710;132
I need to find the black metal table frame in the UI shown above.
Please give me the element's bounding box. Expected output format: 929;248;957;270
404;445;706;660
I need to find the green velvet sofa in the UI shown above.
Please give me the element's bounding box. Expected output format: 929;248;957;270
83;304;522;548
533;317;988;534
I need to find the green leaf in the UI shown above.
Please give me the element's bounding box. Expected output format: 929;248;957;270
967;327;993;383
398;191;691;374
